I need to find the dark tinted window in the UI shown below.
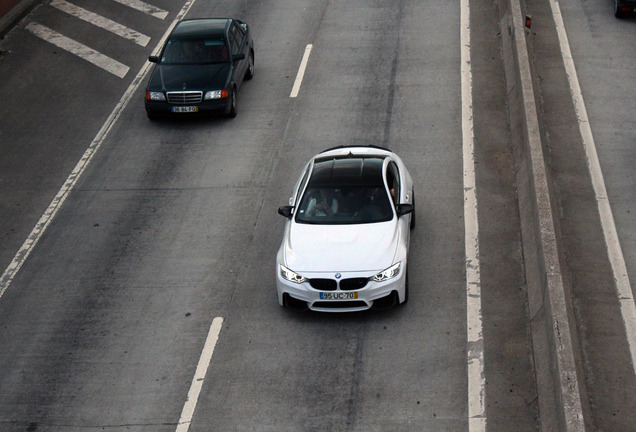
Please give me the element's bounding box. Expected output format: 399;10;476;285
161;38;228;64
386;161;400;205
293;165;312;206
231;25;245;50
228;31;238;55
294;157;393;225
309;157;385;187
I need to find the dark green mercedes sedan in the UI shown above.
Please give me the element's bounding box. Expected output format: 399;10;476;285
144;18;254;120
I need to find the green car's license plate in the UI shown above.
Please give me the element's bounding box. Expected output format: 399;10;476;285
172;106;198;113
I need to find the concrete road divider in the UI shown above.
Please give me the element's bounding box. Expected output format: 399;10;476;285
497;0;587;430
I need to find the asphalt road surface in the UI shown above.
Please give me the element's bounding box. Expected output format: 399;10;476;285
0;0;634;431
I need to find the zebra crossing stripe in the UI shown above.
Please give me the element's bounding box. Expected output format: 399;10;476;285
112;0;169;20
26;22;130;78
50;0;151;47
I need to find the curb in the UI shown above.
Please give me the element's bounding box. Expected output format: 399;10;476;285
0;0;41;38
499;0;587;430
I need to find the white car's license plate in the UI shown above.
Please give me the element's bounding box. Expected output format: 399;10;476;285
172;106;198;113
319;292;358;300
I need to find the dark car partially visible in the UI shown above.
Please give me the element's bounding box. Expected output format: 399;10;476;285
615;0;636;17
144;18;254;120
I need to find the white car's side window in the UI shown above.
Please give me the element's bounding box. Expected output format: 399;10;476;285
387;161;401;205
293;164;312;206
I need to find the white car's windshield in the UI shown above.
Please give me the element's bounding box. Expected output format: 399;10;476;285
295;185;393;224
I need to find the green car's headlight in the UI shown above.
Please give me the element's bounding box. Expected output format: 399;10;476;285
205;90;228;100
146;91;166;101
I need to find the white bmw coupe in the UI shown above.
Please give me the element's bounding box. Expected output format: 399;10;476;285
276;146;415;312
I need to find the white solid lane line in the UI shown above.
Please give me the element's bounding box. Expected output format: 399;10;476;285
50;0;151;47
175;317;224;432
461;0;486;430
25;22;130;78
112;0;169;20
548;0;636;379
290;44;313;98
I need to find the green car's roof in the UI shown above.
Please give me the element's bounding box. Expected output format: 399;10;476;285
171;18;230;39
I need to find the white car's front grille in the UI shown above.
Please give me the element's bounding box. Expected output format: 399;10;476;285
339;278;368;290
308;277;369;291
309;279;337;291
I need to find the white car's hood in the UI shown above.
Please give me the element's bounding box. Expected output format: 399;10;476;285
282;221;399;272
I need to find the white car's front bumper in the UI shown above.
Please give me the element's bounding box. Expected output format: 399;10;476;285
275;263;407;312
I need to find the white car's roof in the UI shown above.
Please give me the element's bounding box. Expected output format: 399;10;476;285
316;145;393;160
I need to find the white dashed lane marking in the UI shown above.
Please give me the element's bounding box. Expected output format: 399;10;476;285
112;0;169;20
50;0;151;47
26;22;130;78
290;44;312;98
175;317;224;432
24;0;171;78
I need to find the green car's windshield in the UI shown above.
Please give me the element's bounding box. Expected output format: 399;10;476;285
161;38;229;65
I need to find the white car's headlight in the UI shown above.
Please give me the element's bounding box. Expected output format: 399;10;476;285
204;90;229;100
280;265;307;284
146;91;166;101
371;262;401;282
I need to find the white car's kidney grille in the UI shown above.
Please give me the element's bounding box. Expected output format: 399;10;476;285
166;91;202;104
339;278;368;291
309;278;369;291
309;279;337;291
